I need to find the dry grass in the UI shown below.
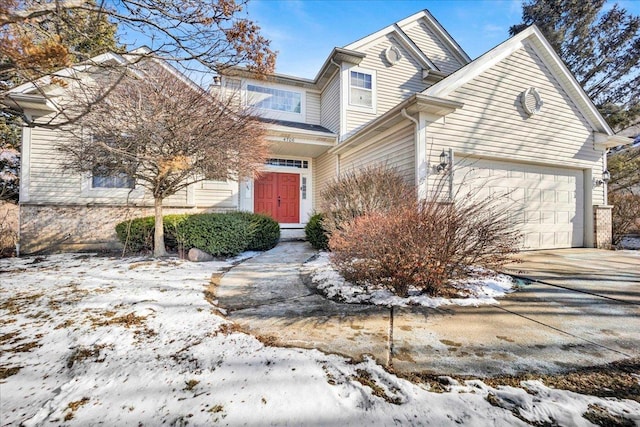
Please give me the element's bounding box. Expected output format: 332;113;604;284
0;365;21;379
351;369;402;405
0;292;45;315
90;312;147;328
64;397;90;421
67;345;108;368
403;358;640;402
184;379;199;391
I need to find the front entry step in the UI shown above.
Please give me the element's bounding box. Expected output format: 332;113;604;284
280;228;306;242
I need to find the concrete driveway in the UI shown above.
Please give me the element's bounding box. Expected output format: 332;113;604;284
217;244;640;377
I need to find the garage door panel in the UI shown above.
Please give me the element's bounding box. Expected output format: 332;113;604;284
454;158;584;250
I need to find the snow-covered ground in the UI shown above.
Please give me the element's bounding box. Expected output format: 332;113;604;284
1;253;638;426
303;252;516;308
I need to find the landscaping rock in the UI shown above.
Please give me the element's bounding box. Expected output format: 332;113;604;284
188;248;214;262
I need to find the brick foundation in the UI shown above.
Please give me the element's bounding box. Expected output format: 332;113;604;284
593;205;613;250
18;204;229;254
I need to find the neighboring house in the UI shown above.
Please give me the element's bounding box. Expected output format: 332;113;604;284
6;10;627;253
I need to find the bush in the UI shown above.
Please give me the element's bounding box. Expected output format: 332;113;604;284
305;213;329;250
116;211;279;256
115;216;155;253
610;191;640;246
329;171;521;297
0;201;18;257
230;211;280;251
178;213;250;257
320;164;414;234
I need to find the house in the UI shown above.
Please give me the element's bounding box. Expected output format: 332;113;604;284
6;10;627;254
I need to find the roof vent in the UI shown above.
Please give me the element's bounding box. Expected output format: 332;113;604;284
521;87;543;116
385;45;402;66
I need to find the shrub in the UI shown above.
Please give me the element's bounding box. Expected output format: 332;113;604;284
610;191;640;246
177;213;251;257
115;216;155;253
320;164;414;234
305;213;329;250
0;202;18;257
163;214;190;255
230;211;280;251
116;211;279;256
329;181;521;297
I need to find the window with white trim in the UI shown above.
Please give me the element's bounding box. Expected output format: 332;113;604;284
247;84;301;113
89;135;136;189
91;168;135;189
350;70;373;108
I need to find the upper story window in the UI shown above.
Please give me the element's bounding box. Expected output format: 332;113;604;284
247;84;302;114
346;67;376;113
349;69;375;111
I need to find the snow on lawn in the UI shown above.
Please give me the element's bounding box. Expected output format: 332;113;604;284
1;253;638;426
302;252;516;308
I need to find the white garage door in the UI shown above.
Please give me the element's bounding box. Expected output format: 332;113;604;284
454;158;584;250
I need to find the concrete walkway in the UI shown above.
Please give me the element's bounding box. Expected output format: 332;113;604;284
217;243;640;377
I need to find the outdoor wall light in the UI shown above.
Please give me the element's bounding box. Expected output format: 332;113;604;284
595;170;611;186
437;149;449;172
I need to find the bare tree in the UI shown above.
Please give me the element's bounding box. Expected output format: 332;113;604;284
59;62;268;256
2;0;276;127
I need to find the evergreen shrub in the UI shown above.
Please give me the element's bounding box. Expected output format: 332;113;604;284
305;213;329;250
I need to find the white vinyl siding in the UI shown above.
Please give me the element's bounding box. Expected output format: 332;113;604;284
425;44;603;204
27;120;240;209
340;123;415;183
193;180;239;208
312;151;336;210
401;20;464;74
163;188;189;206
306;92;321;125
345;34;426;137
321;75;340;133
422;43;608;249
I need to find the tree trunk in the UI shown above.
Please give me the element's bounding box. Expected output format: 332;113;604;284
153;197;168;257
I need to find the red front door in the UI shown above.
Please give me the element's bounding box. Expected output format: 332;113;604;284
254;172;300;223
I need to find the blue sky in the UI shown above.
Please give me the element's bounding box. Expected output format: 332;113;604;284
243;0;640;79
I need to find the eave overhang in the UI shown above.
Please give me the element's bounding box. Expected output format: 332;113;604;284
594;133;634;150
263;120;337;158
4;93;58;115
330;93;463;155
221;48;366;91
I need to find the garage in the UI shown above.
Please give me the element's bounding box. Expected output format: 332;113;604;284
454;158;584;250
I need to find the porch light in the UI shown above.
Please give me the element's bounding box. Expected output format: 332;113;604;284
595;170;611;186
437;149;449;172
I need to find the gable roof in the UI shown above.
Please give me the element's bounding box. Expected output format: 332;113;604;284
344;10;471;68
5;47;207;118
225;9;472;91
423;25;620;141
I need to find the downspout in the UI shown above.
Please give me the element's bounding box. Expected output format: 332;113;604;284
331;58;342;174
401;108;421;198
330;58;343;145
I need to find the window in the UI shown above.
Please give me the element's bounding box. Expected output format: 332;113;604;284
301;177;307;200
91;166;135;189
247;84;301;113
350;71;373;108
266;158;309;169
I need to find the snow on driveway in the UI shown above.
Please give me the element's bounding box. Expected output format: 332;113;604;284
1;253;638;426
